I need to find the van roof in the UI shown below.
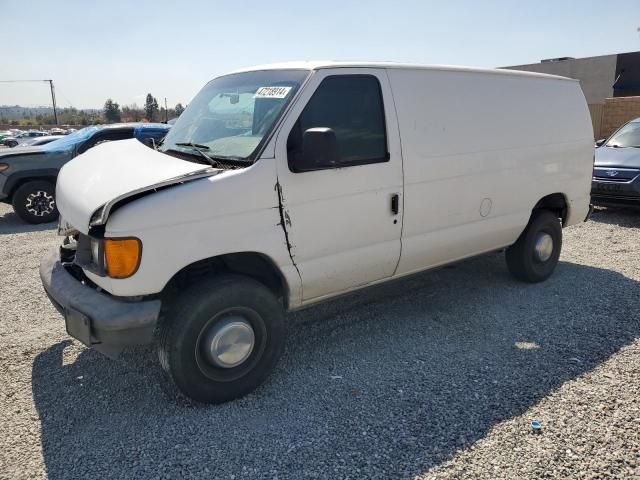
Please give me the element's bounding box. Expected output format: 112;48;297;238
228;61;578;82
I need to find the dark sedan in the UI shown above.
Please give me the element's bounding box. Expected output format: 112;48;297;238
592;118;640;207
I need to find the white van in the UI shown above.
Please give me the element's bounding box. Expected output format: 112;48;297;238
40;62;594;403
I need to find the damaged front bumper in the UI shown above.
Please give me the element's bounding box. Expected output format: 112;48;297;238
39;248;161;358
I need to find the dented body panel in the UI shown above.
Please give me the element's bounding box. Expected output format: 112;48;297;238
55;139;212;233
273;68;404;301
82;158;301;302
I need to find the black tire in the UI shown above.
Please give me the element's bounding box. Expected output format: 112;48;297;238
11;180;59;224
157;274;286;404
506;210;562;283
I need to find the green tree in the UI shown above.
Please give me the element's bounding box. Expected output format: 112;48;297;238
144;94;159;122
174;103;185;117
122;103;142;122
104;98;121;123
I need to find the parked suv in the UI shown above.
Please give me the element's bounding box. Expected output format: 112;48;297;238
0;123;170;223
40;62;594;403
592;117;640;206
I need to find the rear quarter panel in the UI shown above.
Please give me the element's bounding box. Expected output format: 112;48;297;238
387;68;593;275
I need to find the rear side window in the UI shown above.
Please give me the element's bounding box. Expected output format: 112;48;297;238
287;75;388;171
78;129;133;154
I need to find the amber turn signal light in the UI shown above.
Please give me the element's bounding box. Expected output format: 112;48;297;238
104;238;141;279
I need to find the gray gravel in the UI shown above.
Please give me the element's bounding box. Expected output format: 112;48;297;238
1;203;639;480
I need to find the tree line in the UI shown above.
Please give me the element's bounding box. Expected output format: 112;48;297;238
104;94;185;124
0;93;185;127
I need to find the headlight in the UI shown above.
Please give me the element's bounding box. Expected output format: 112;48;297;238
103;237;142;279
0;163;9;172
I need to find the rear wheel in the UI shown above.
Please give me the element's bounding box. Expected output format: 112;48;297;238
506;210;562;283
12;180;58;224
157;274;286;404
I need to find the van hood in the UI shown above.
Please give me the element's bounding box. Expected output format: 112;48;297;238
594;146;640;168
56;139;218;232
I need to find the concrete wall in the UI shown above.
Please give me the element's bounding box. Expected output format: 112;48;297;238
503;54;617;104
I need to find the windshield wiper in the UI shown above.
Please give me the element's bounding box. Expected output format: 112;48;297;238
175;142;211;150
172;142;250;167
172;142;220;167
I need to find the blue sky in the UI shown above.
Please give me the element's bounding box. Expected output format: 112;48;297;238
1;0;639;109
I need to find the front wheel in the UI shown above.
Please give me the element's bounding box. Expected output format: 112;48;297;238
11;180;59;224
506;210;562;283
157;274;286;404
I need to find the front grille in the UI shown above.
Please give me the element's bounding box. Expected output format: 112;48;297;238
593;167;640;182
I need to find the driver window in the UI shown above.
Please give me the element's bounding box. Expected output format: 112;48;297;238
287;75;388;172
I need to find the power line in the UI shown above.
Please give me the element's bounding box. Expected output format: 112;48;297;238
0;79;58;124
0;79;53;83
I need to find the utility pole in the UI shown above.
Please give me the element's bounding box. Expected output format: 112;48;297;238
48;80;58;125
164;97;168;123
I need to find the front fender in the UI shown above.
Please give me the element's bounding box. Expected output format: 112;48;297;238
84;159;301;305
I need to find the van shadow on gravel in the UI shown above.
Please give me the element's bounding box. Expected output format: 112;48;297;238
31;255;640;479
0;210;55;235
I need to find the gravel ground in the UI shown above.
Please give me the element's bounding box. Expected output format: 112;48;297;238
0;203;639;479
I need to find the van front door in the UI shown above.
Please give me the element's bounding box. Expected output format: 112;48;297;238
274;69;403;303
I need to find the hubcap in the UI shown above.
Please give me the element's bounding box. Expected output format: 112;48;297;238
202;316;255;368
533;232;554;262
25;190;55;216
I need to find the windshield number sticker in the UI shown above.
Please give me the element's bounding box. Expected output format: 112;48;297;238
255;86;292;99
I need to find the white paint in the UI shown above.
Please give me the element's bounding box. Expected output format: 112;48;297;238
54;63;593;308
55;139;208;233
273;68;403;300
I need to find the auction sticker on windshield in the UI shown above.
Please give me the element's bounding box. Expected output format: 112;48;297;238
255;86;292;99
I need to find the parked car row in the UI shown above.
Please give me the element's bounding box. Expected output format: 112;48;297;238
0;128;79;148
0;123;171;223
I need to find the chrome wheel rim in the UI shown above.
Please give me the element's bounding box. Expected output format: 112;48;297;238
533;232;554;262
25;190;55;216
202;316;255;368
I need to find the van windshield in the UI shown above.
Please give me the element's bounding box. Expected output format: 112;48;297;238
160;70;309;162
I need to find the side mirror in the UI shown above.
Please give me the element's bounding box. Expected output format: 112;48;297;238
298;127;339;171
595;138;606;147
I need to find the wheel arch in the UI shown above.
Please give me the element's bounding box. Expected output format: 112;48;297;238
161;251;291;309
4;170;58;201
532;192;568;226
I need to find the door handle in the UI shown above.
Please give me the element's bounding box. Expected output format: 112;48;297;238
391;194;399;215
